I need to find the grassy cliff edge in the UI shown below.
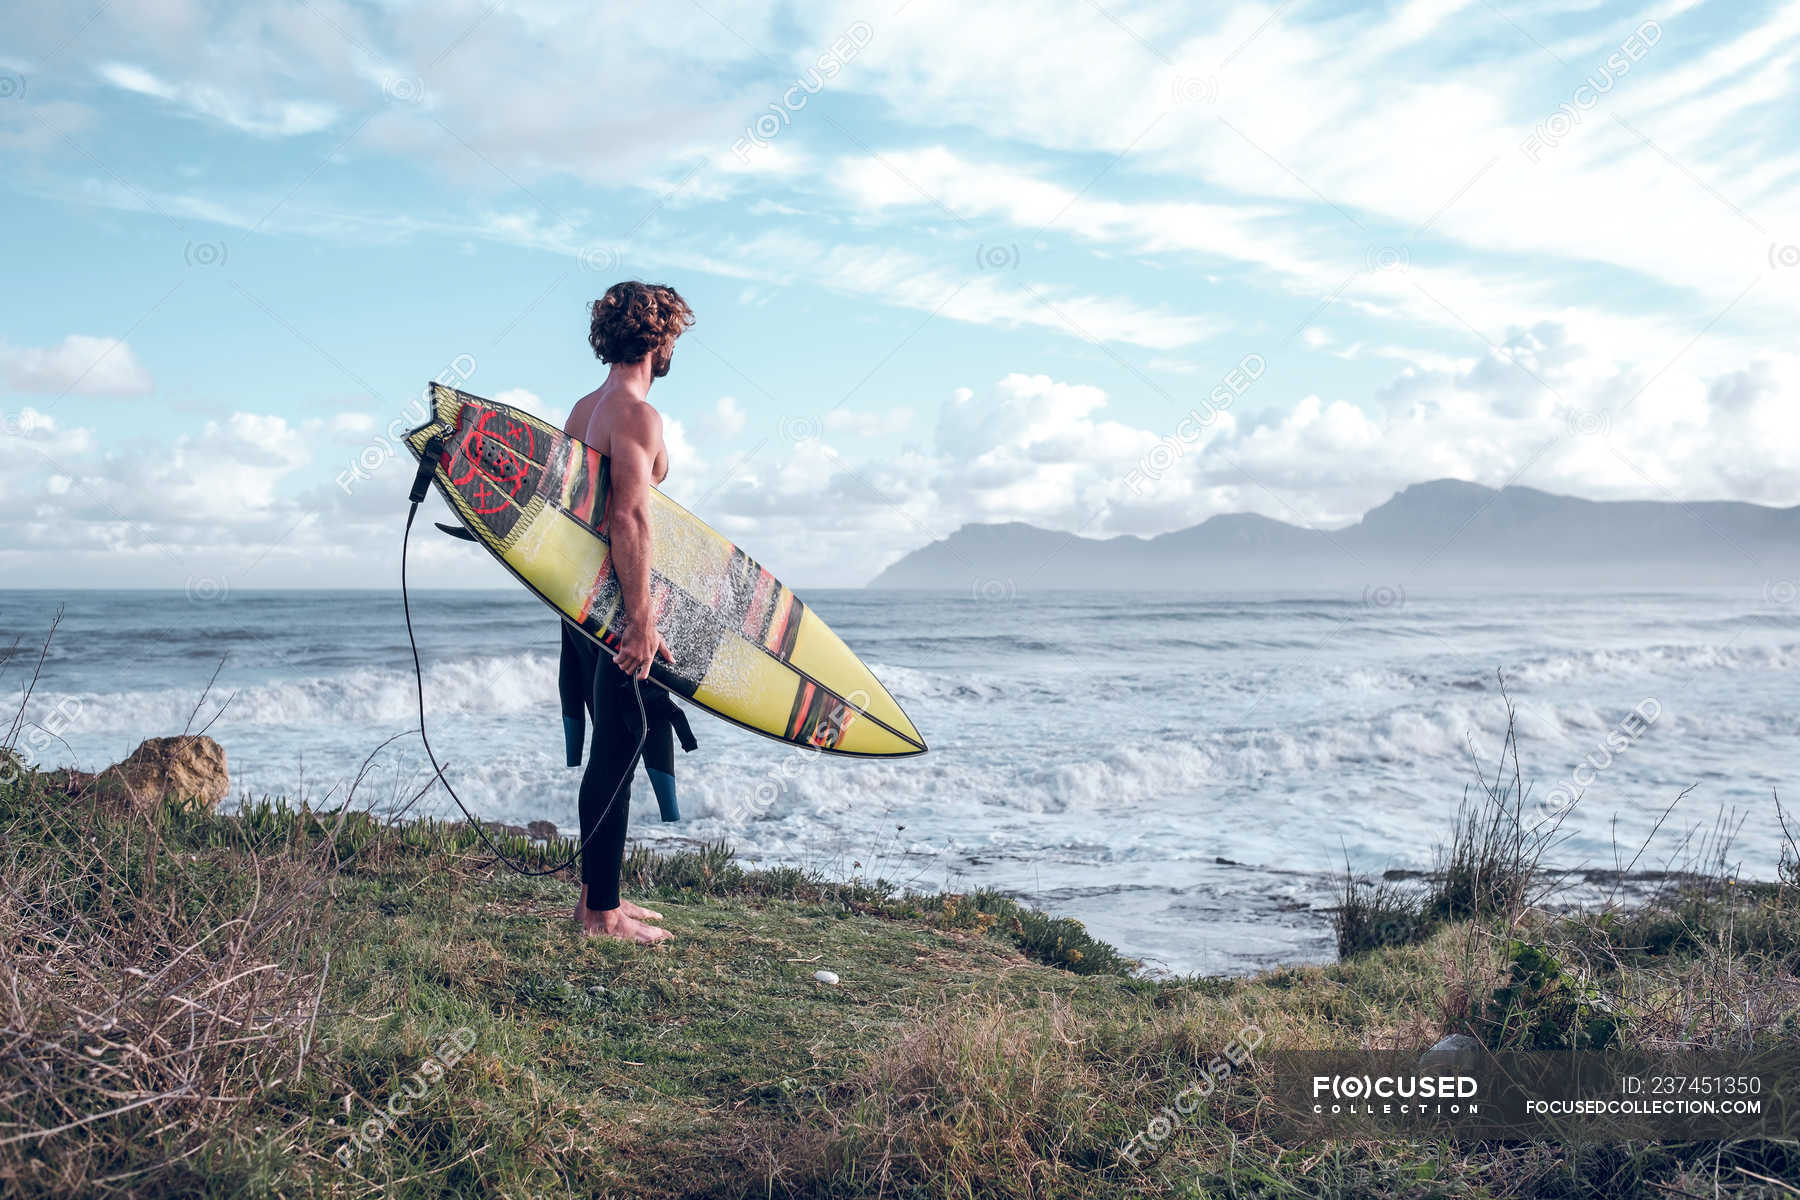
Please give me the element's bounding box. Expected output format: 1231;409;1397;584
3;746;1797;1198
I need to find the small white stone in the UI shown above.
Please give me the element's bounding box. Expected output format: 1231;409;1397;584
813;970;840;985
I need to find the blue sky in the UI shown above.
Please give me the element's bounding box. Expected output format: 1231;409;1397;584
1;0;1796;588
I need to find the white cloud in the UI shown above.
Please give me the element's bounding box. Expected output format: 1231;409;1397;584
0;336;153;396
824;406;911;437
682;336;1800;579
661;417;703;483
725;230;1224;350
95;61;337;137
4;407;94;454
822;141;1773;371
813;0;1798;351
140;412;312;519
0;409;314;570
1107;338;1800;530
493;387;566;429
710;394;748;436
8;334;1799;586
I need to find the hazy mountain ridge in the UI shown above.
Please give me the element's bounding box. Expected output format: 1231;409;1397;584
868;480;1800;589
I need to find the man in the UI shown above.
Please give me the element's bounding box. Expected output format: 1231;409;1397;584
559;281;695;944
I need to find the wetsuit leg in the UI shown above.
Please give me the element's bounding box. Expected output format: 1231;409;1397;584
580;654;643;912
558;621;596;767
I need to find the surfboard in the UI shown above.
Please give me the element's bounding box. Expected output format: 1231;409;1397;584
404;383;926;758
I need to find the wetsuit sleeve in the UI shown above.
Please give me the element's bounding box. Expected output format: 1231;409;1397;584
558;622;587;768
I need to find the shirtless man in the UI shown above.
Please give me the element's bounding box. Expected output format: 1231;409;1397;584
560;281;694;944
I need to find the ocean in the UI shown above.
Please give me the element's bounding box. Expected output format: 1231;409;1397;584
3;587;1794;975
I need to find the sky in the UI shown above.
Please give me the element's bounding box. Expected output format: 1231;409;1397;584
1;0;1797;589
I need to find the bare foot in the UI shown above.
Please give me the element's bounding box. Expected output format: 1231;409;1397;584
619;898;664;922
580;905;673;944
573;885;663;924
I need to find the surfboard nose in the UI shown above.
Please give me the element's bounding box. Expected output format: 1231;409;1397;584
780;607;926;756
875;685;927;753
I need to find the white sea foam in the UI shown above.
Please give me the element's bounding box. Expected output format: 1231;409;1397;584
54;653;562;732
1506;642;1800;684
865;662;1011;702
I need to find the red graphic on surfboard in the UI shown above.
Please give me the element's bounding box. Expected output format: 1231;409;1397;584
447;405;542;536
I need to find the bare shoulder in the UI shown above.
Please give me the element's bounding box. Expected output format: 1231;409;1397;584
614;395;662;430
563;390;600;438
610;396;663;448
591;396;664;481
578;390;661;452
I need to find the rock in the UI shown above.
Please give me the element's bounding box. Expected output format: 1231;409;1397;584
479;820;530;838
1418;1033;1482;1073
527;820;560;842
58;736;229;814
813;970;840;985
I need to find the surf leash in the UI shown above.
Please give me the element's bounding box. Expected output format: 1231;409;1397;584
400;438;645;879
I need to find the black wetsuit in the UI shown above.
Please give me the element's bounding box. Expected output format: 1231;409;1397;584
558;621;696;912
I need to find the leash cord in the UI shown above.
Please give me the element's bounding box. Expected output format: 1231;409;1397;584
402;501;644;878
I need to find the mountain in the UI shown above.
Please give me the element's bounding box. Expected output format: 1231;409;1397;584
867;481;1800;590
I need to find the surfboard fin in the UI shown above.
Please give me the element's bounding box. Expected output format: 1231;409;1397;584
435;522;478;542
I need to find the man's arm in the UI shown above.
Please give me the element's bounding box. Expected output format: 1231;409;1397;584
599;402;672;680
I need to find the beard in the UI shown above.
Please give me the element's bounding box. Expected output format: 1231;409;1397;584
652;344;674;378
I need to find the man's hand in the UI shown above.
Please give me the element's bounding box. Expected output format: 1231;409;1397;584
614;619;673;681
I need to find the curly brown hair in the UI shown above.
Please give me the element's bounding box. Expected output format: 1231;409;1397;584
587;281;695;367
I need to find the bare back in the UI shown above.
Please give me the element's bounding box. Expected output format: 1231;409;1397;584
565;383;668;486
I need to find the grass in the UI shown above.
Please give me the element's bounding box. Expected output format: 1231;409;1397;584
0;763;1160;1198
1333;680;1572;959
8;770;1797;1199
3;656;1796;1196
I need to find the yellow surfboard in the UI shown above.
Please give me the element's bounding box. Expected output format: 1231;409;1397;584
405;384;926;758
